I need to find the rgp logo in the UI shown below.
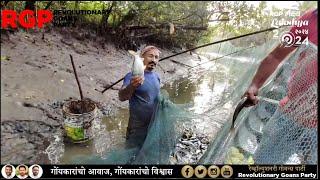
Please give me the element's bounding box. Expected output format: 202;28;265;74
1;10;53;29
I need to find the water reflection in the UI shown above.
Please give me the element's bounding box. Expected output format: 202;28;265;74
162;65;228;114
162;76;198;104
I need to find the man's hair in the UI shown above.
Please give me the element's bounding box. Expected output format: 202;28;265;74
19;166;26;170
5;165;12;170
141;46;161;56
32;166;39;170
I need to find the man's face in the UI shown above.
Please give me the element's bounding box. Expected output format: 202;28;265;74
142;49;160;71
32;167;39;176
5;166;12;176
19;167;27;176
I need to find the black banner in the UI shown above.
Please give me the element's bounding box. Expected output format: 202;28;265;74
1;164;317;179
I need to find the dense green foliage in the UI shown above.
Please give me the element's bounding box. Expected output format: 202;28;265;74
1;1;317;50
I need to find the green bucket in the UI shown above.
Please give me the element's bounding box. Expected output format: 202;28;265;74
62;100;97;143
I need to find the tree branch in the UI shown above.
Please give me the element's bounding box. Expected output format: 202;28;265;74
0;0;10;9
44;1;53;10
25;0;36;10
125;24;208;31
129;33;156;38
208;19;230;22
172;13;194;22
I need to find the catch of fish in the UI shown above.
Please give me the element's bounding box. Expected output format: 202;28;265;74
129;50;145;78
170;128;210;164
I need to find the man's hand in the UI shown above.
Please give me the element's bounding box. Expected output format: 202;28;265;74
118;76;144;101
130;76;144;88
243;84;259;107
242;44;296;107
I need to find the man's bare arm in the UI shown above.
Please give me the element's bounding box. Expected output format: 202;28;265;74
244;44;296;105
118;84;136;101
118;76;144;101
250;44;297;88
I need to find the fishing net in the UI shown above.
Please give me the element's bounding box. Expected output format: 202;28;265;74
52;32;316;165
200;43;318;165
254;43;318;164
71;90;196;164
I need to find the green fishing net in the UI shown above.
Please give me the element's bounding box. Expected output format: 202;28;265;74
200;43;318;165
71;90;194;164
51;35;317;165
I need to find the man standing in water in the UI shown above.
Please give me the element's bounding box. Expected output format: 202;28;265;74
243;9;317;164
119;46;161;147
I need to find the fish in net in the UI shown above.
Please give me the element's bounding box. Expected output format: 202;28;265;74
254;43;318;164
69;41;317;165
199;43;317;165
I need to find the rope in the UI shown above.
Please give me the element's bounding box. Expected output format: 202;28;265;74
188;45;256;70
158;26;288;63
99;25;289;93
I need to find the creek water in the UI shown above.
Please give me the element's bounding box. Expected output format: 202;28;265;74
55;54;244;164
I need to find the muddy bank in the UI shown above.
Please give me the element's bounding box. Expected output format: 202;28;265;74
1;29;202;164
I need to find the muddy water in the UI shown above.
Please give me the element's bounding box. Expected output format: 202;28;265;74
60;109;129;163
59;61;232;164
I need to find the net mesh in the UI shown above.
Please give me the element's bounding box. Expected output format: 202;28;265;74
71;91;194;164
254;43;318;164
51;36;317;165
200;43;317;165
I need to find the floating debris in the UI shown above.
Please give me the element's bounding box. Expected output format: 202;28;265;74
91;111;111;156
45;130;65;164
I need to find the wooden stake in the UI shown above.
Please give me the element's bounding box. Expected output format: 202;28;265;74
69;54;84;101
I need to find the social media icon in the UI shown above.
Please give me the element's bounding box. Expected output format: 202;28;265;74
221;165;233;178
194;165;207;178
181;165;194;178
207;165;220;178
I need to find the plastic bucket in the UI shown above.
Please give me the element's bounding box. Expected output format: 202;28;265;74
62;100;97;143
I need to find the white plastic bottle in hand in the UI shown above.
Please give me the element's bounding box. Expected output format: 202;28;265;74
128;50;145;80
